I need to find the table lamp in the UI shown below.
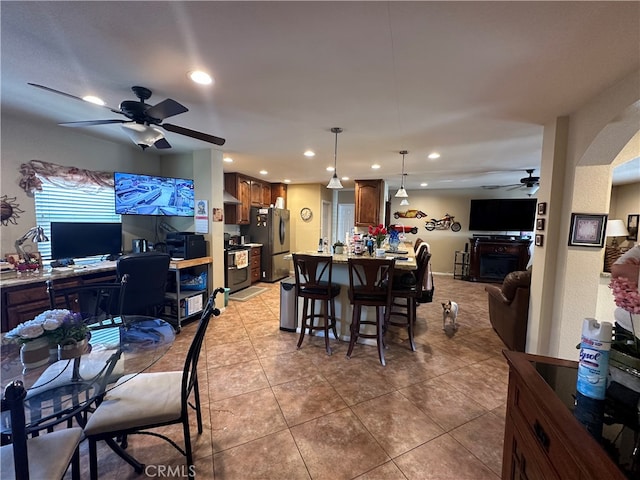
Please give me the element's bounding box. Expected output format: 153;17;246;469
603;219;629;272
15;225;48;262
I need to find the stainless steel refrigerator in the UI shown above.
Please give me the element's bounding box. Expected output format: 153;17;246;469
248;207;290;282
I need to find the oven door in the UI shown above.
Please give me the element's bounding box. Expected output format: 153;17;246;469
226;250;252;293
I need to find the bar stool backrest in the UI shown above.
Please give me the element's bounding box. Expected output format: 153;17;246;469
292;254;333;294
347;258;395;303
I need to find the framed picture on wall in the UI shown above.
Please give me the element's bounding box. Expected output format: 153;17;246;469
535;234;544;247
537;202;547;215
628;214;639;241
536;218;545;231
568;213;608;247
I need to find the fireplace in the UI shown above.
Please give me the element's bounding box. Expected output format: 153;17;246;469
467;237;530;282
480;253;519;282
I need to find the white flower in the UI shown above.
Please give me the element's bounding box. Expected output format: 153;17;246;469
6;309;74;342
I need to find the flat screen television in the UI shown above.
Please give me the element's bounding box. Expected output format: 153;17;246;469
114;172;195;216
468;198;537;232
51;222;122;260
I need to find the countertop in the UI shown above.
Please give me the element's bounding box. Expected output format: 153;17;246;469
285;243;417;270
0;261;118;288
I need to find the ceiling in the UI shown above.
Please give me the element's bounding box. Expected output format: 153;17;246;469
2;1;639;192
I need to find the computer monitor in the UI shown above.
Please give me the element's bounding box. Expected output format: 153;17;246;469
50;222;122;260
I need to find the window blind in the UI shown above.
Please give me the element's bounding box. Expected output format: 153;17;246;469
34;176;120;261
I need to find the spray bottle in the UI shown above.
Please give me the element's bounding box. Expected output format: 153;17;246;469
576;318;612;400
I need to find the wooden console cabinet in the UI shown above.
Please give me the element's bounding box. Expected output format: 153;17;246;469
503;351;625;480
468;237;530;282
1;270;117;332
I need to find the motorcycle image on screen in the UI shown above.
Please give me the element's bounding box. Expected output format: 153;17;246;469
425;214;462;232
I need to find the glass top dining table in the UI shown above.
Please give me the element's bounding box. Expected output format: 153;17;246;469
1;315;175;431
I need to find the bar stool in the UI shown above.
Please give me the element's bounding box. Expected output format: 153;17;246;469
346;258;395;366
292;254;341;355
386;250;431;352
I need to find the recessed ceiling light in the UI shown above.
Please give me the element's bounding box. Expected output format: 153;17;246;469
420;182;428;187
284;179;291;183
371;164;381;170
188;70;213;85
304;150;315;157
341;176;349;181
83;95;105;106
223;157;233;163
259;170;268;175
428;152;440;159
327;166;335;172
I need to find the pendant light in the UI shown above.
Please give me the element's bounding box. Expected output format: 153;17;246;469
395;150;408;198
326;127;344;189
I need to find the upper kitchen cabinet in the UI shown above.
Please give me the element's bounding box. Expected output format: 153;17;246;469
354;179;383;227
224;173;251;224
251;180;271;207
271;183;287;207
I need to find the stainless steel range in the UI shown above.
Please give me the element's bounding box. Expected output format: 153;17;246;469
224;236;251;293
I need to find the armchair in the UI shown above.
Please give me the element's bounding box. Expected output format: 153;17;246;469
485;268;531;352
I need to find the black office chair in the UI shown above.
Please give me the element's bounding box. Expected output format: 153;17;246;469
1;380;83;480
46;275;128;328
116;252;170;316
84;287;224;480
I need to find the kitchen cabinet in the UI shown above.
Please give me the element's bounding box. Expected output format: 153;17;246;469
270;183;287;207
224;173;252;224
250;246;261;284
502;351;626;480
354;179;383;227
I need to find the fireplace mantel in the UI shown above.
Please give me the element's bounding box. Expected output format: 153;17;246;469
468;237;530;283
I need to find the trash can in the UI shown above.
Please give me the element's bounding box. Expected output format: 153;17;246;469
280;277;297;332
223;288;231;307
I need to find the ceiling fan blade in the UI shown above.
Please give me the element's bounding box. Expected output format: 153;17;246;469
145;99;188;121
154;138;172;149
28;82;122;114
162;123;226;146
59;119;127;127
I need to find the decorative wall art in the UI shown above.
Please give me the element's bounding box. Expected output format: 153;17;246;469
535;234;544;247
1;195;24;226
536;218;545;231
537;202;547;216
628;214;639;241
568;213;608;247
393;210;427;219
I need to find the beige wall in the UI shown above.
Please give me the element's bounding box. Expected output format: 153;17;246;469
287;184;325;253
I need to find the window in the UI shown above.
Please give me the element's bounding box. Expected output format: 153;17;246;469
34;176;120;261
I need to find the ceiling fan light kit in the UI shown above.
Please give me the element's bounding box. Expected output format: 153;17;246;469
121;123;164;150
395;150;409;198
326;127;343;189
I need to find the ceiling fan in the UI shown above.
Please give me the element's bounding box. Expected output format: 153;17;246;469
481;169;540;195
28;83;225;150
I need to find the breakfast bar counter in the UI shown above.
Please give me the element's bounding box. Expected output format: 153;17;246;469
285;243;418;343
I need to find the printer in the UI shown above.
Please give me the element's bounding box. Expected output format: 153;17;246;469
166;232;206;260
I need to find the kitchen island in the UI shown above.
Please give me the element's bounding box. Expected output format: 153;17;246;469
286;242;418;344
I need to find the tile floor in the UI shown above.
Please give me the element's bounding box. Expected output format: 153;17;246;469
73;274;508;479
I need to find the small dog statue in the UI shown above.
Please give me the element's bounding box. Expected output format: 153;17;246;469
442;300;459;330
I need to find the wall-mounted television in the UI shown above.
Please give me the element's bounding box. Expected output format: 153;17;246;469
51;222;122;260
114;172;195;216
469;198;537;232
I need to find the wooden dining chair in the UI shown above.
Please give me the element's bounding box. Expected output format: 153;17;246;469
84;287;225;480
0;380;83;480
346;258;395;366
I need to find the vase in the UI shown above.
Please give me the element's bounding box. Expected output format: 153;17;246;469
389;237;401;252
375;248;386;257
58;338;89;360
20;337;50;370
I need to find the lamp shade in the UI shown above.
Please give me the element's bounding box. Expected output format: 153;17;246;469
606;219;629;237
400;198;410;206
395;187;408;198
327;173;343;189
121;123;164;147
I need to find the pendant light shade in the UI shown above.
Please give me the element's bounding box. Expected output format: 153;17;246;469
400;198;410;206
327;127;344;189
395;150;409;198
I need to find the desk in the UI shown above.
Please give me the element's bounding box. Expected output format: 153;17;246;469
286;243;417;343
1;316;175;432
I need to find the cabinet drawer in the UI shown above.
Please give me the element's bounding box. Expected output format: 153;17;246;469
511;383;578;480
5;279;77;305
251;256;260;269
251;247;260;257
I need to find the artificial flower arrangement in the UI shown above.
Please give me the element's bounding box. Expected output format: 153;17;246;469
6;308;88;346
610;276;640;315
368;224;388;248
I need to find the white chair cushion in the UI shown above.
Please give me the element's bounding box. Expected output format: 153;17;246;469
84;371;182;436
0;427;82;480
